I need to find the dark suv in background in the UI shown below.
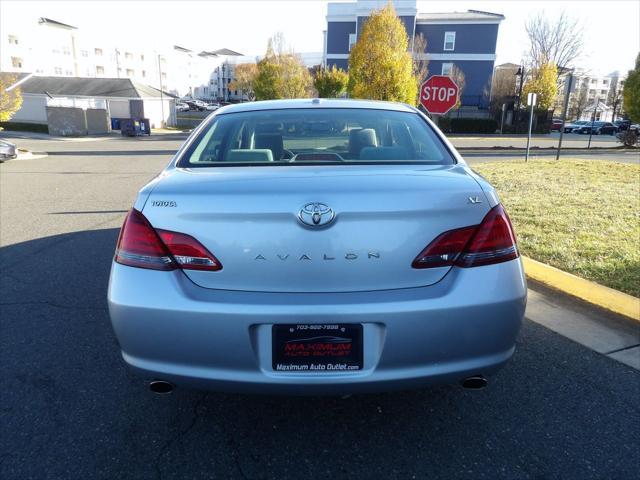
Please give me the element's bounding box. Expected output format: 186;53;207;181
576;121;618;135
614;120;631;131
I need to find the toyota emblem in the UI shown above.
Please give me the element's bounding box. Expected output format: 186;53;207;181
298;202;335;228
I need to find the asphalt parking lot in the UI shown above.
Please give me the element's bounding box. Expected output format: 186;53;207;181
1;135;639;479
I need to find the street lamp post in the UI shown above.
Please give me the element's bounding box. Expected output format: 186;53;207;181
514;65;525;133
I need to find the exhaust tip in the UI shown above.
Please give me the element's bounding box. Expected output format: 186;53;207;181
149;380;174;394
461;375;487;390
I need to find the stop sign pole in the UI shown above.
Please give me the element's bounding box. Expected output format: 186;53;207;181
420;75;460;116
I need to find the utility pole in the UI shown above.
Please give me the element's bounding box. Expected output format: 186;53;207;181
157;54;165;128
500;103;506;134
525;92;537;162
556;72;573;160
588;97;598;149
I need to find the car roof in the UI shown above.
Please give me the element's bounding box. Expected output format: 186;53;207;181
214;98;417;115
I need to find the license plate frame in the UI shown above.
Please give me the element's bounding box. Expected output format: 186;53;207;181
272;324;363;372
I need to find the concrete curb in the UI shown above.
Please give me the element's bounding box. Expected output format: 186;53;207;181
11;149;48;161
522;256;640;322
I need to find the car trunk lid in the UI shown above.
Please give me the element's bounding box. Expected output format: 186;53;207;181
142;165;489;293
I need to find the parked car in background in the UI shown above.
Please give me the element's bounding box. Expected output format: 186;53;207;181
108;99;527;395
563;120;589;133
184;100;207;111
176;103;190;112
576;121;618;135
0;139;17;161
550;119;563;131
614;120;631;131
205;103;220;111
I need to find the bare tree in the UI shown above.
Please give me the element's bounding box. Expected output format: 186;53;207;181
525;12;583;71
607;78;624;119
569;80;589;119
449;65;466;109
412;33;429;86
489;65;519;113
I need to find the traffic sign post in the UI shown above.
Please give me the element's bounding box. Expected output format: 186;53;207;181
525;92;537;162
420;75;459;116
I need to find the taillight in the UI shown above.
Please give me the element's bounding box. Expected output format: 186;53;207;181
157;229;222;271
412;204;518;269
411;226;476;268
115;209;222;271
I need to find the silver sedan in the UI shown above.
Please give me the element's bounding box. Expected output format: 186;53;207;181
108;99;526;395
0;139;17;161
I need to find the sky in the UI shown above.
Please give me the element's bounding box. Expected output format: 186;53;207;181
1;0;638;74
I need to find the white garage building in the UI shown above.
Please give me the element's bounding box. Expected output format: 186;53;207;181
3;73;176;128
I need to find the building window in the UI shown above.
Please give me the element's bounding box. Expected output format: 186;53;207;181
125;52;133;60
140;54;145;61
161;72;166;79
591;79;596;84
126;69;134;76
603;79;608;85
349;33;357;51
96;65;104;74
54;67;63;74
11;57;22;68
600;89;607;94
444;32;456;51
142;70;146;78
8;35;18;45
81;50;88;57
94;48;103;56
441;63;453;76
62;46;71;55
65;70;73;75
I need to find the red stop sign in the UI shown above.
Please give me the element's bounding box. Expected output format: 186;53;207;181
420;75;459;115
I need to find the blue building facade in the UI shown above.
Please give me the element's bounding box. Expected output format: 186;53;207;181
324;0;504;108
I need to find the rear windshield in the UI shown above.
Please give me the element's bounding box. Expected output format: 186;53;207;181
179;108;454;167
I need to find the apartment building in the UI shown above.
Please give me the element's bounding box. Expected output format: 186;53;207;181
324;0;504;108
0;16;245;100
557;70;626;120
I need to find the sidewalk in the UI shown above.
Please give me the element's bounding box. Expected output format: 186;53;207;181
449;132;620;150
527;282;640;370
0;129;189;142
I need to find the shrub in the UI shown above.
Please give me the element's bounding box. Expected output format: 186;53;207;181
435;116;452;133
0;122;49;133
617;130;639;147
449;118;498;134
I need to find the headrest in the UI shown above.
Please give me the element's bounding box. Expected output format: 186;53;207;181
254;133;284;160
226;149;274;162
348;128;378;157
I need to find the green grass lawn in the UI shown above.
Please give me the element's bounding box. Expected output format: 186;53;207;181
473;160;640;297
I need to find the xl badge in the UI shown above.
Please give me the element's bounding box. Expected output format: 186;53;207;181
298;202;335;227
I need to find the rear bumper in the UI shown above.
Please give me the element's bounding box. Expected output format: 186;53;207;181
108;260;527;394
